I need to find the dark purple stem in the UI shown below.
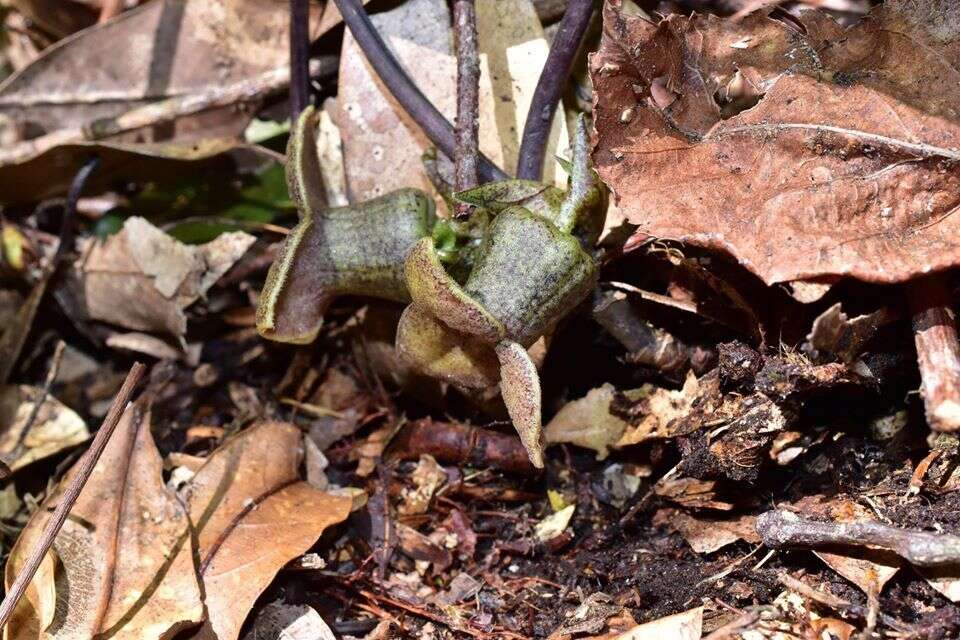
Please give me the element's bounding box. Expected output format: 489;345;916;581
55;156;100;264
289;0;310;119
516;0;595;181
331;0;508;183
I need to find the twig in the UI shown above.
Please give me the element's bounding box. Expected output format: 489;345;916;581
516;0;595;180
388;418;536;475
6;341;67;466
710;123;960;162
330;0;508;183
756;509;960;567
289;0;311;119
0;58;336;166
0;362;146;631
453;0;480;218
908;274;960;432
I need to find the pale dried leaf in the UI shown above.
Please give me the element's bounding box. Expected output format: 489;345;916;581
475;0;569;185
0;385;88;472
184;421;352;640
72;217;254;339
544;384;633;460
243;602;336;640
535;504;575;542
6;403;204;639
614;606;702;640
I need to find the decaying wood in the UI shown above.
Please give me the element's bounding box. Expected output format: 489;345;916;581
908;275;960;433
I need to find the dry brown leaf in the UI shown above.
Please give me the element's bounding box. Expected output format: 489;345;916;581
803;303;897;363
789;496;900;594
183;421;352;640
614;606;702;640
655;477;734;511
618;372;700;447
5;401;204;639
653;508;760;554
592;0;960;285
0;385;88;472
68;216;254;341
0;0;337;138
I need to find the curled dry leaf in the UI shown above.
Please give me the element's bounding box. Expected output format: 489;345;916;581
0;385;88;472
803;303;897;363
5;402;204;640
183;421;352;640
592;0;960;285
67;216;254;341
617;371;700;447
242;602;336;640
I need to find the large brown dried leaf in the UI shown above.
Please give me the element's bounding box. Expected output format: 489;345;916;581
592;0;960;284
66;216;254;341
0;0;335;137
183;421;352;640
5;402;204;640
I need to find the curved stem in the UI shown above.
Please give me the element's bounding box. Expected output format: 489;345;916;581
55;156;100;263
331;0;508;183
289;0;310;119
516;0;595;181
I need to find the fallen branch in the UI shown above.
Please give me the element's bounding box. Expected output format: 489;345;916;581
331;0;508;183
516;0;595;180
757;509;960;567
0;362;146;631
453;0;480;217
388;419;537;475
0;58;337;166
908;274;960;432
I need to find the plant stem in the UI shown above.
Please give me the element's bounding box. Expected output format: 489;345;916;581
55;156;100;263
516;0;595;180
453;0;480;218
290;0;310;119
908;274;960;432
0;362;146;632
331;0;508;183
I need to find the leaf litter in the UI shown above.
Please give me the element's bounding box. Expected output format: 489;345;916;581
5;0;960;638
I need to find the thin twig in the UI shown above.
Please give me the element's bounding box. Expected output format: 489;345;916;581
0;362;146;631
908;274;960;432
289;0;311;119
331;0;508;183
453;0;480;218
757;509;960;567
710;123;960;162
6;341;67;467
0;59;336;166
516;0;595;180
